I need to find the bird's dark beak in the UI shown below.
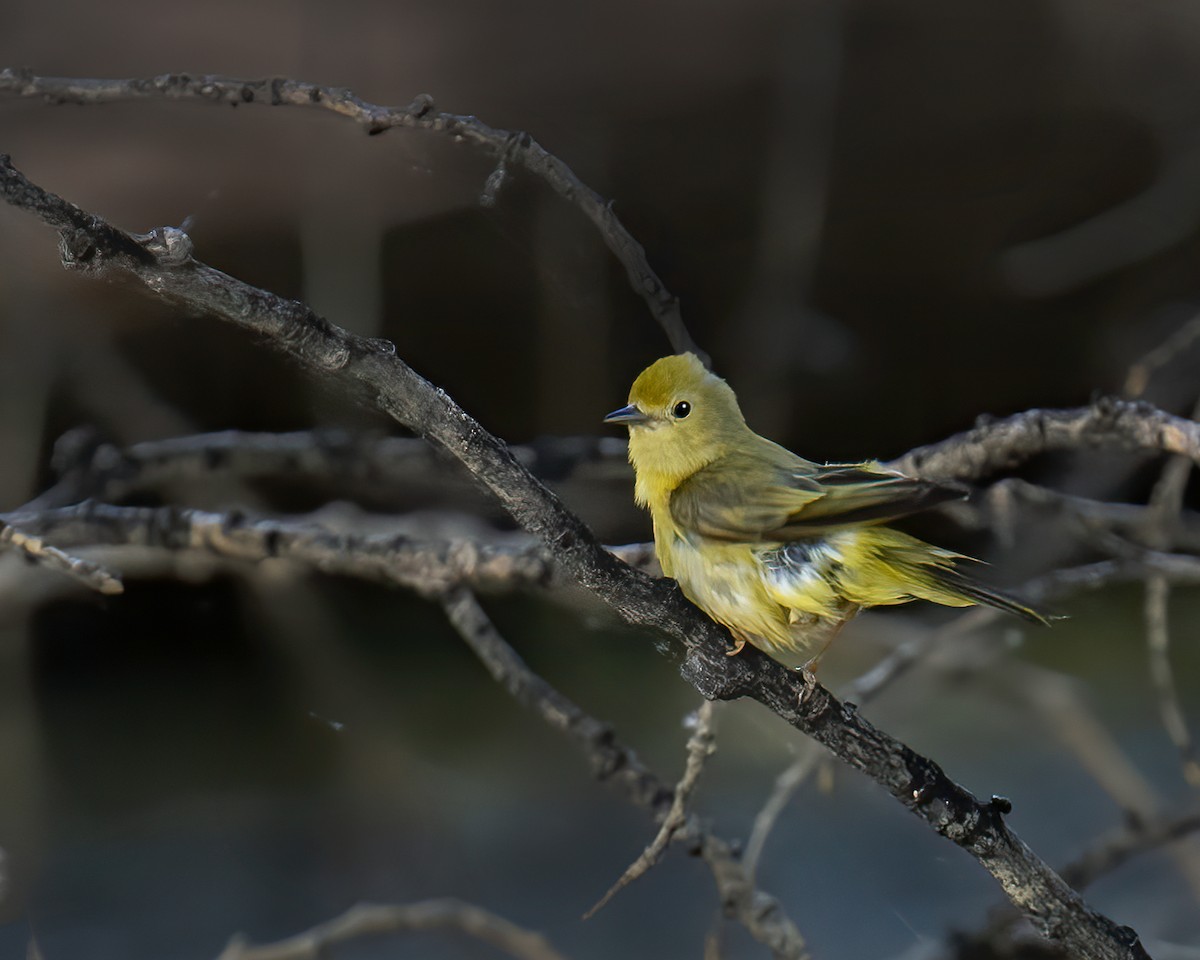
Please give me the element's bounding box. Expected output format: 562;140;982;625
604;404;650;426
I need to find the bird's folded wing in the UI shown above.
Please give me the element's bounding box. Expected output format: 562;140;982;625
670;459;966;541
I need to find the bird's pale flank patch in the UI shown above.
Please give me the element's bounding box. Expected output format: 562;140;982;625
605;353;1049;668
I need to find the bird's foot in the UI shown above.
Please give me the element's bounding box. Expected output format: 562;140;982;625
725;636;747;656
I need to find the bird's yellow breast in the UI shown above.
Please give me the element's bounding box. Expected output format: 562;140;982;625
648;493;843;653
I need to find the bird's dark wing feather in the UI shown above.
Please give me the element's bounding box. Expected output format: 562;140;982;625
670;456;966;542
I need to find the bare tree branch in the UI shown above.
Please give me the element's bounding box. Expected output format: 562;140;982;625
743;745;823;883
1125;311;1200;398
961;478;1200;555
213;898;569;960
0;68;706;365
0;150;1160;959
439;585;672;810
584;700;720;920
889;401;1200;482
1144;575;1200;788
0;501;660;598
439;586;810;958
0;519;123;594
1141;396;1200;789
1062;808;1200;891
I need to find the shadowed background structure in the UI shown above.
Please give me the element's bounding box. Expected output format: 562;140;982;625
1;1;1199;958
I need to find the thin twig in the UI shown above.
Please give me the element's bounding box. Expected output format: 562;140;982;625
743;745;822;882
1140;393;1200;789
0;69;705;364
585;700;720;919
962;478;1200;555
214;898;568;960
0;520;123;594
1063;809;1200;891
1125;312;1200;398
1144;576;1200;787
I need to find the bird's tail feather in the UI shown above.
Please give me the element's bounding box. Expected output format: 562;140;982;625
933;568;1053;625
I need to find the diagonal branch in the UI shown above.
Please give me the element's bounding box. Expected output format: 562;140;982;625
439;587;809;958
0;519;123;594
1062;808;1200;892
0;155;1156;960
584;700;720;920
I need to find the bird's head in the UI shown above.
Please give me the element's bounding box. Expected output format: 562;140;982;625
604;353;747;494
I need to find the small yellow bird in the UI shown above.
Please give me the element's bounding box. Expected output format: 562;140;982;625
605;353;1048;666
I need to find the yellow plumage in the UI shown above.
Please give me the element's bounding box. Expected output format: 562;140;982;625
605;353;1048;665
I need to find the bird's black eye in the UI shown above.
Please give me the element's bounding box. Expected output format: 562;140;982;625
673;400;692;419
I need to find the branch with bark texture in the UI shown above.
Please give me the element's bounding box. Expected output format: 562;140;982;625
0;148;1168;958
1;501;658;597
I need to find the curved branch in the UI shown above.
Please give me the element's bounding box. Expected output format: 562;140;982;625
890;401;1200;482
0;156;1152;960
0;68;705;364
215;898;568;960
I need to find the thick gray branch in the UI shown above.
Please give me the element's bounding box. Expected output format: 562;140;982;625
0;155;1154;960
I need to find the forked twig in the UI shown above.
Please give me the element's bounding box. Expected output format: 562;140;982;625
584;701;720;919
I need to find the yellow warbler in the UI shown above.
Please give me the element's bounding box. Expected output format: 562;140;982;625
605;353;1048;666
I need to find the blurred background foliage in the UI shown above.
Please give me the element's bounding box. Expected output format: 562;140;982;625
1;1;1200;958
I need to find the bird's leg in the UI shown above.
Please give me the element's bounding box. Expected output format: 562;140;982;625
800;606;861;674
725;630;749;656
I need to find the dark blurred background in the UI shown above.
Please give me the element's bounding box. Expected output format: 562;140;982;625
2;1;1200;958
